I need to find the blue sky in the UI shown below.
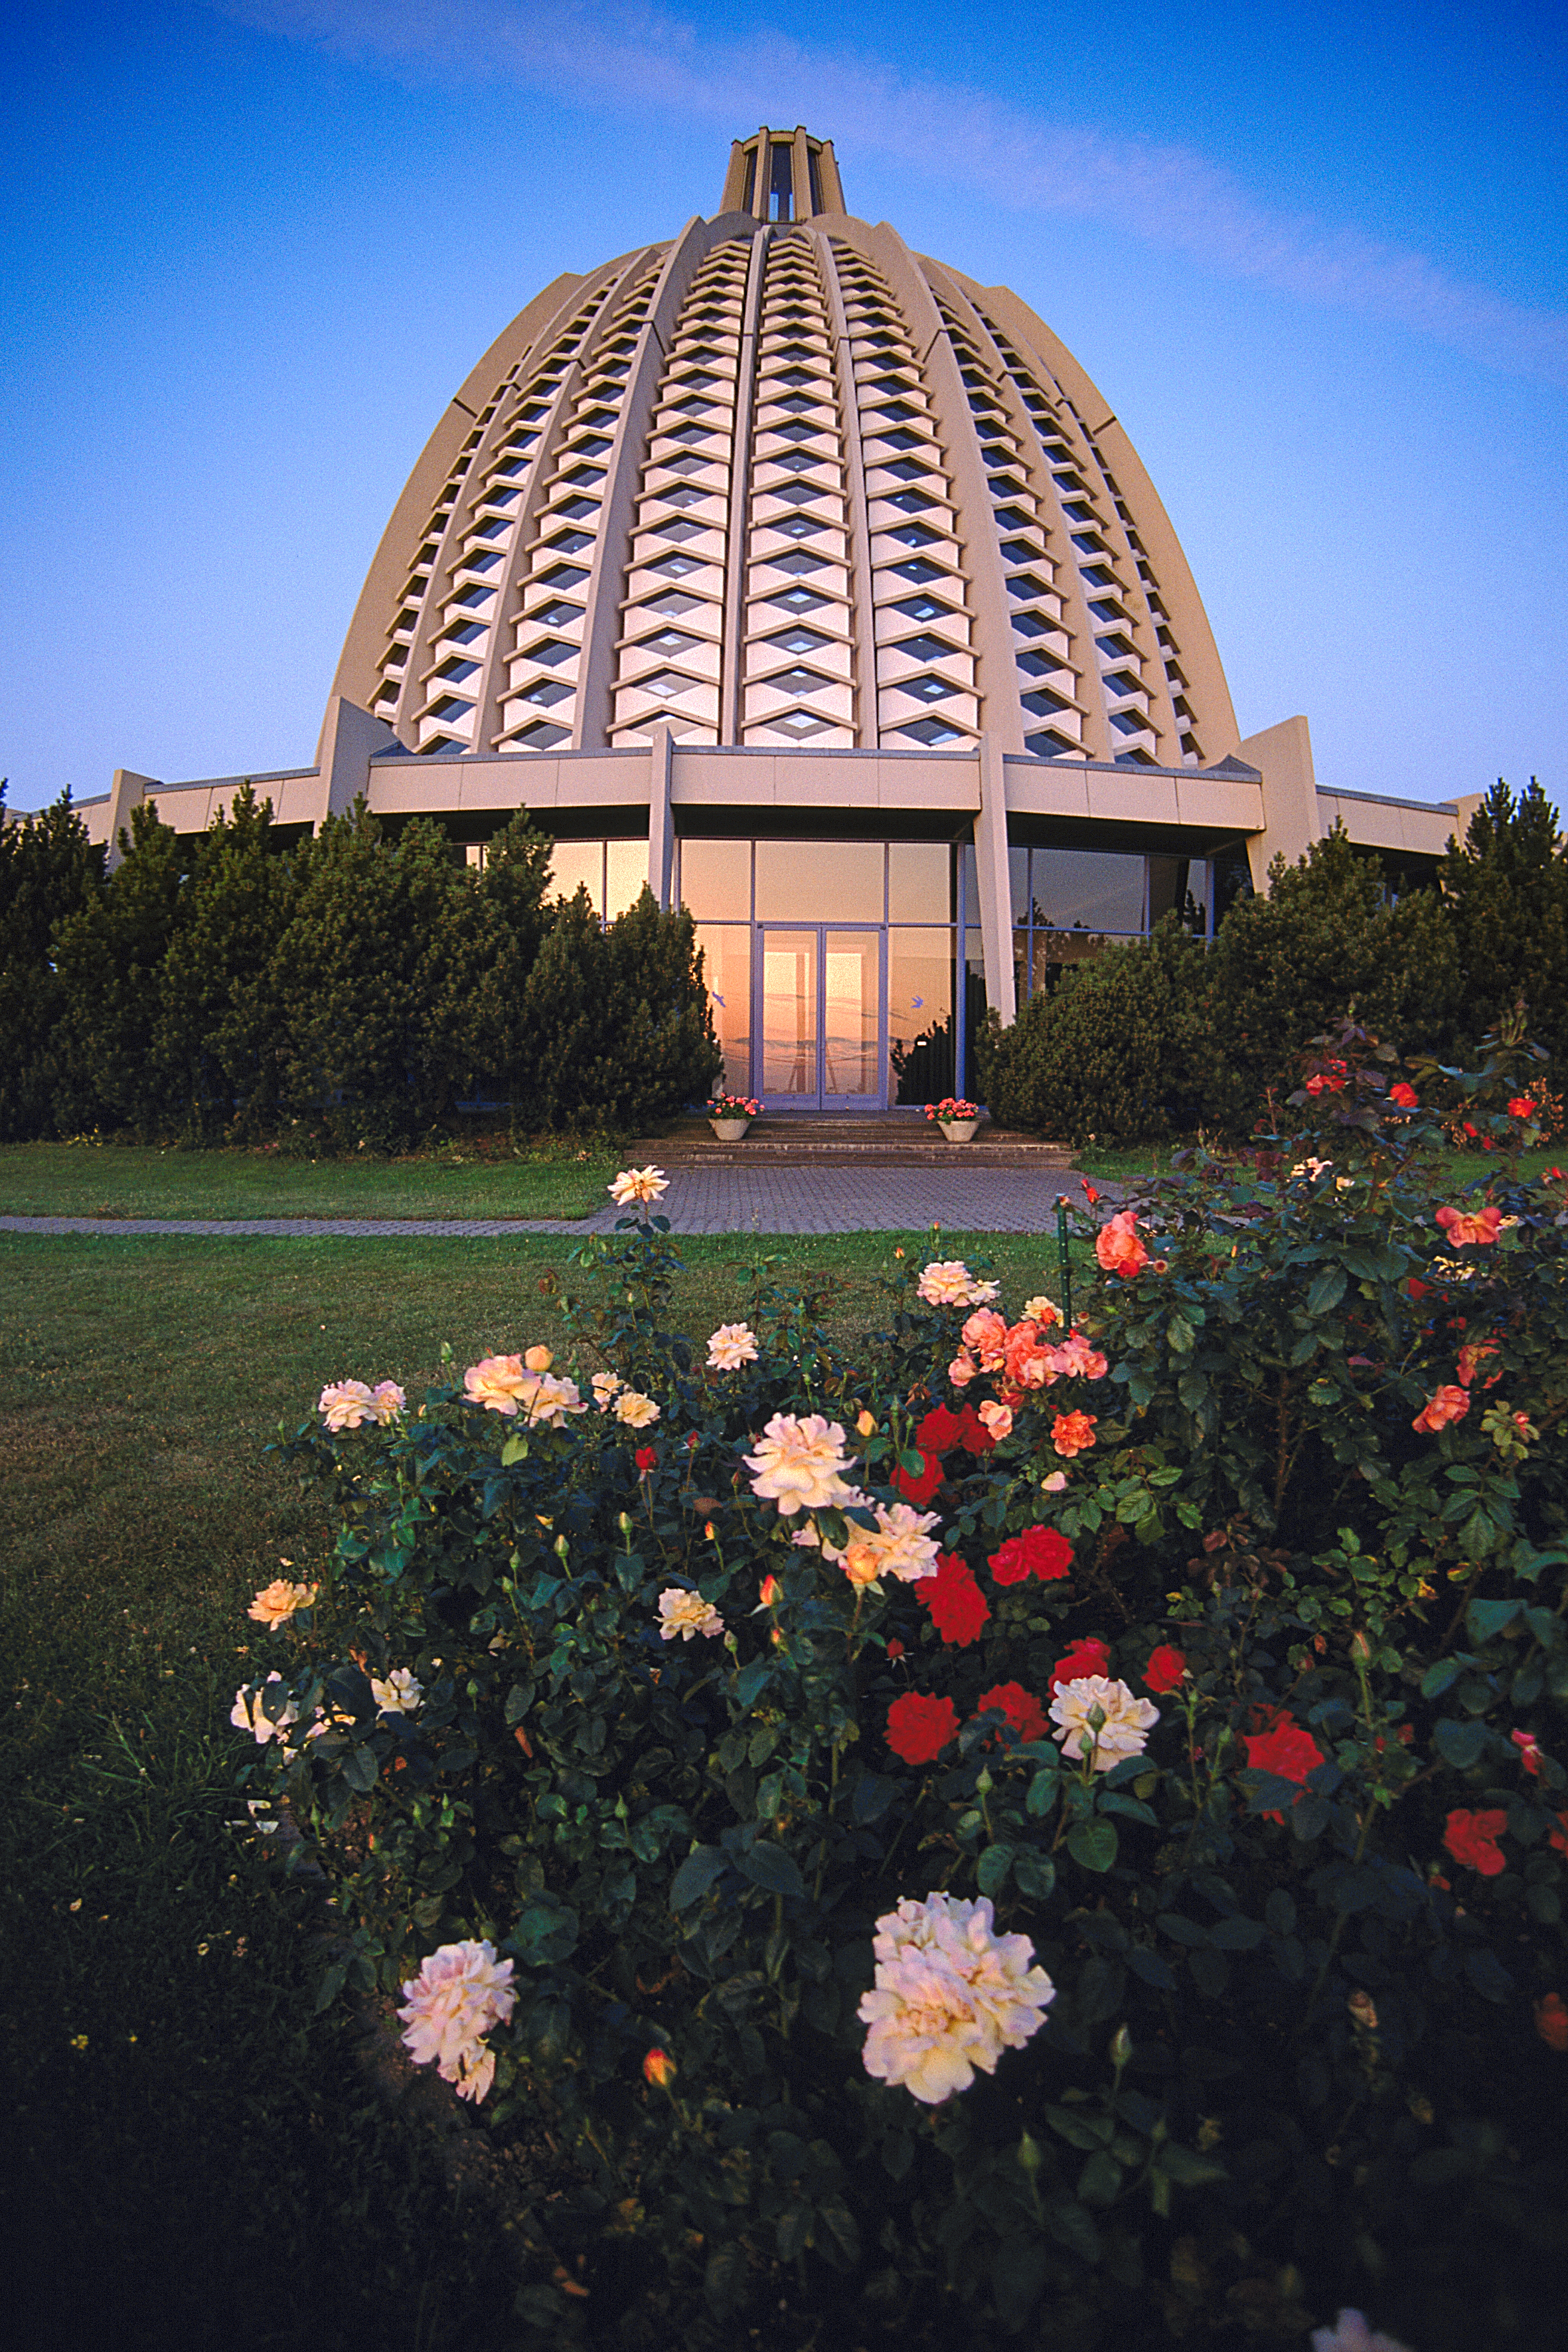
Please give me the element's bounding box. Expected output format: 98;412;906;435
2;0;1564;813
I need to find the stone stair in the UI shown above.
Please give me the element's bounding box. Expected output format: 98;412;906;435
629;1114;1079;1170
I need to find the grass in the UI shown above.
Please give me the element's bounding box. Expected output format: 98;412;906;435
0;1225;1084;2349
0;1139;623;1221
1075;1138;1564;1189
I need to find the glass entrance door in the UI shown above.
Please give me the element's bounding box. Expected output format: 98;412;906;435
756;927;884;1108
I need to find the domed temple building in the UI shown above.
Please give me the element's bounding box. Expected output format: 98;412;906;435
85;127;1473;1107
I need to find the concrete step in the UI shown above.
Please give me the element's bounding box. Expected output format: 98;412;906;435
627;1117;1077;1170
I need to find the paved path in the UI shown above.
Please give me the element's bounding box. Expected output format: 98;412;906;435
0;1168;1125;1241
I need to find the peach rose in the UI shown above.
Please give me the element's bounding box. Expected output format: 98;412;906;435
1095;1211;1149;1278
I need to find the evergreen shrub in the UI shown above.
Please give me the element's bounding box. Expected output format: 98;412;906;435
234;1037;1568;2347
976;920;1206;1146
0;786;106;1140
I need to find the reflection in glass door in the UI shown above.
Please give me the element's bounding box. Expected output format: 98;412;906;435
757;927;884;1107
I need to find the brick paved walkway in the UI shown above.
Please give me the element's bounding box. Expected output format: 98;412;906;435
0;1168;1123;1241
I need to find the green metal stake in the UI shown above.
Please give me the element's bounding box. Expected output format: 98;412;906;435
1056;1196;1072;1330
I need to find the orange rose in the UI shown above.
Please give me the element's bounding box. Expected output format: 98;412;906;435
1052;1411;1097;1458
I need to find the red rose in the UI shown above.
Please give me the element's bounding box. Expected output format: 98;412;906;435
1509;1097;1536;1120
917;1403;997;1456
974;1681;1048;1743
988;1525;1074;1585
893;1447;945;1506
956;1402;998;1454
1443;1807;1508;1877
886;1691;960;1765
1050;1636;1111;1689
1389;1081;1419;1109
1535;1993;1568;2051
886;1638;905;1663
635;1446;658;1474
915;1405;965;1454
916;1553;992;1647
1143;1644;1188;1694
1243;1718;1325;1788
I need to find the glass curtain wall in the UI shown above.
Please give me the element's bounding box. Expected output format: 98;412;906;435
963;844;1212;1004
681;838;961;1105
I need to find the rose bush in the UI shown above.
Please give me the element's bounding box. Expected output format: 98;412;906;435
234;1091;1568;2347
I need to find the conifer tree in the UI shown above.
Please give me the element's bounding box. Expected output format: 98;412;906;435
154;783;300;1140
50;800;185;1137
1441;779;1568;1063
271;803;476;1148
0;786;107;1139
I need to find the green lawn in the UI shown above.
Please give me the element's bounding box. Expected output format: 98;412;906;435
0;1139;622;1221
0;1227;1081;2347
1076;1138;1562;1188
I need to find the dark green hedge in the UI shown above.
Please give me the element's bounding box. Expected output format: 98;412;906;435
978;784;1566;1146
0;783;720;1144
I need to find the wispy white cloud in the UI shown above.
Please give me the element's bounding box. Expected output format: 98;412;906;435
224;0;1568;385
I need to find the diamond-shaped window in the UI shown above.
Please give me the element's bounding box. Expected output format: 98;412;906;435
890;593;947;624
892;717;966;747
771;419;821;443
891;558;943;586
893;633;961;666
654;483;710;511
642;629;699;657
634;670;700;699
770;625;830;655
764;483;829;513
556;495;599;522
520;678;573;709
894;674;957;704
562;465;604;488
767;665;834;696
428;696;472;722
434;657;480;682
532;600;582;628
524;638;576;668
767;710;834;740
768;584;830;614
512;720;570;751
1102;671;1142;700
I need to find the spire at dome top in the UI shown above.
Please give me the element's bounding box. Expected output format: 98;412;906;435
720;128;846;222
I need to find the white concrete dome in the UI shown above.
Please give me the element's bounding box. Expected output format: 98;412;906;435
333;127;1240;773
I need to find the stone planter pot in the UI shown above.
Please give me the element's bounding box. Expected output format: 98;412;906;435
710;1117;751;1141
938;1118;980;1142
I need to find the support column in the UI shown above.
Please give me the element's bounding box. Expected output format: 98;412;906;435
102;768;156;866
1237;714;1319;890
647;722;674;907
975;733;1016;1028
313;694;398;823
